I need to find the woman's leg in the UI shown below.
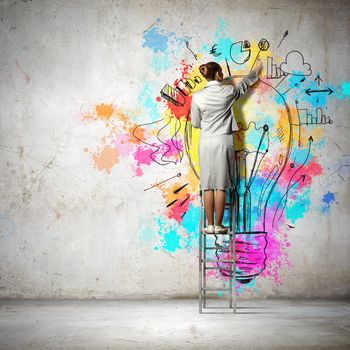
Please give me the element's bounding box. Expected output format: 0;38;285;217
215;189;226;226
204;189;214;226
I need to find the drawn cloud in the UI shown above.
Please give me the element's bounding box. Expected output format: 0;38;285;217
280;51;312;76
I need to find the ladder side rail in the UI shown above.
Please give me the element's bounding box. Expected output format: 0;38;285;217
199;189;203;313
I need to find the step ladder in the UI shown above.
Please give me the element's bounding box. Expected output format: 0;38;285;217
199;187;237;313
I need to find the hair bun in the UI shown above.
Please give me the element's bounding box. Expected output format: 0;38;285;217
199;61;221;80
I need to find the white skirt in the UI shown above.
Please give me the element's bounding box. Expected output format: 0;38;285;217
198;133;235;191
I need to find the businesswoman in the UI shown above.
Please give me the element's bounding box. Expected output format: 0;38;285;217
190;59;263;234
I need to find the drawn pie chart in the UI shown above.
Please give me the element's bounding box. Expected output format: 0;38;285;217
230;40;251;65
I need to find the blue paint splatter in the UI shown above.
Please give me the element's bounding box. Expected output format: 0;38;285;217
162;228;182;253
336;80;350;100
201;18;236;70
321;191;335;214
298;76;330;107
273;89;286;106
181;203;200;252
151;203;201;254
284;187;311;224
151;53;171;72
154;216;182;253
142;22;188;55
136;82;160;122
142;26;169;53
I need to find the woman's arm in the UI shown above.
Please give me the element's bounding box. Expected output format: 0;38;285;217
224;59;263;100
221;59;262;84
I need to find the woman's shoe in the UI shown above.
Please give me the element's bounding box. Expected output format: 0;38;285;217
214;225;228;234
202;225;215;234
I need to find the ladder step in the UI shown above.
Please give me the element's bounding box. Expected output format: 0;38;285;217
202;259;234;263
205;266;234;270
205;247;230;251
199;188;237;313
201;231;235;235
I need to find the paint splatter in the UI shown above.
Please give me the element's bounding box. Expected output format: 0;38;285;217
80;17;350;295
92;145;120;174
321;191;336;214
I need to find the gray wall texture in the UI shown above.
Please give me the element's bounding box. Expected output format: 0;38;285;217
0;0;349;299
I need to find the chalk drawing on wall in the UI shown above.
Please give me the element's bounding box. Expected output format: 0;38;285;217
277;30;289;48
80;18;350;294
229;40;252;65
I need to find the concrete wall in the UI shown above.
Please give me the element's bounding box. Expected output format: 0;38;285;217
0;0;349;299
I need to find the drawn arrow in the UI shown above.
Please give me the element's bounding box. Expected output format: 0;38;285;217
185;41;198;60
277;30;288;48
272;174;306;227
305;87;334;95
272;136;313;227
314;74;323;86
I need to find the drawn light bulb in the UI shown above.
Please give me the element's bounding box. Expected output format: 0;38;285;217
183;52;293;284
217;81;293;284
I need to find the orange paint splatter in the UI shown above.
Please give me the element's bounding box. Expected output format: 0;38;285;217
92;145;119;173
95;103;114;121
129;125;147;144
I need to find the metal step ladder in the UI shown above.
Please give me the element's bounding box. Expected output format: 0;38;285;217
199;187;237;313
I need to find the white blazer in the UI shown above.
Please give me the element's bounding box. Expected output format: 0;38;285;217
190;70;259;136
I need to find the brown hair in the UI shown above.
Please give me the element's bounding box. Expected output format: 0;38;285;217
199;61;222;81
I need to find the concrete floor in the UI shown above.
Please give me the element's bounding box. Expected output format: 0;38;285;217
0;299;349;349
